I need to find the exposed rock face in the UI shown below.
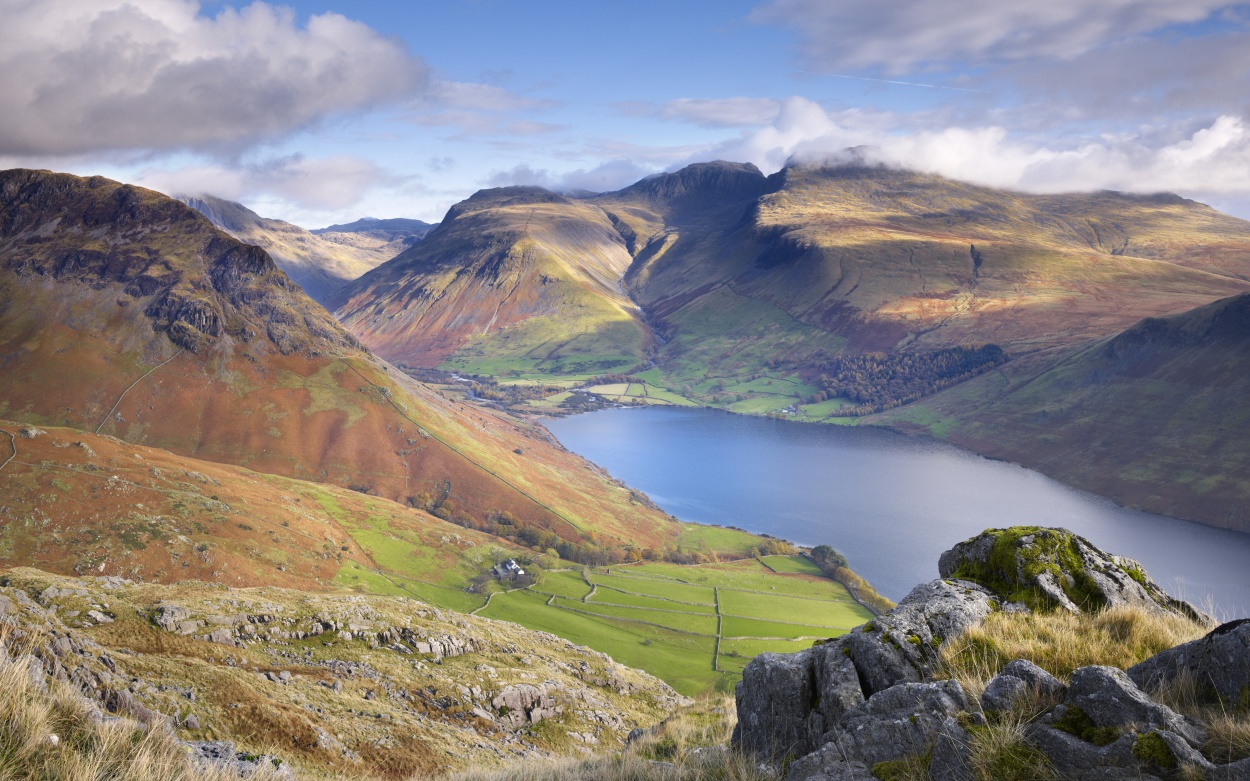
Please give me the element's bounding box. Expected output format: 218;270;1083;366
734;578;1001;760
980;659;1065;715
938;526;1208;621
735;527;1241;781
1129;618;1250;709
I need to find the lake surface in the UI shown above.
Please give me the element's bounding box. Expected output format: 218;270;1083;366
547;407;1250;618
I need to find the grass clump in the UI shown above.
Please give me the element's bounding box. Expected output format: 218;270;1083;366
967;714;1055;781
938;604;1207;699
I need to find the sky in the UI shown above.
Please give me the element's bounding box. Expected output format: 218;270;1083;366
3;0;1250;227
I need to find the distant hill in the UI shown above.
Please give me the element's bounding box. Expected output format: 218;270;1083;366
312;215;434;240
0;169;681;557
331;186;651;375
180;194;406;305
876;292;1250;532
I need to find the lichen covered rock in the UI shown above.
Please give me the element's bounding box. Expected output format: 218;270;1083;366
938;526;1207;620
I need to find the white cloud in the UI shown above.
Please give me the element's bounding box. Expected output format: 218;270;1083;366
0;0;428;156
485;159;656;194
752;0;1236;73
693;97;1250;204
134;154;401;212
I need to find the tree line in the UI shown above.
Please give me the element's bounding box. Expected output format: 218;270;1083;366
810;344;1007;415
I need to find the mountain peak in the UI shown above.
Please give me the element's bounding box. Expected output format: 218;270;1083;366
615;160;770;205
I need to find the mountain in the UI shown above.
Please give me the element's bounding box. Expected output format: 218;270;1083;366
330;161;1250;413
0;169;681;558
0;419;532;604
180;194;404;305
875;292;1250;532
331;186;651;375
312;215;433;242
601;162;1250;402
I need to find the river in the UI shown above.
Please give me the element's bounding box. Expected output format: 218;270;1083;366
546;406;1250;618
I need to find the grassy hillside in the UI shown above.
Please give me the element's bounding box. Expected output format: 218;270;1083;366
181;195;406;305
0;420;529;608
874;293;1250;532
331;187;651;376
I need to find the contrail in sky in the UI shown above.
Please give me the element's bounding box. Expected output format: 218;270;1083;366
811;72;991;94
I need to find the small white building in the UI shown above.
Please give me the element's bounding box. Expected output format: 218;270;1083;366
493;559;526;581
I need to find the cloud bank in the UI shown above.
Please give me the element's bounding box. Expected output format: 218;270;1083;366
0;0;428;156
692;97;1250;199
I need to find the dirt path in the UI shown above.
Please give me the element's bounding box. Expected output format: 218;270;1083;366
95;348;186;434
0;428;16;472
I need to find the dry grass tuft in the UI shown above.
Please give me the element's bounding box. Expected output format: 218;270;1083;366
437;696;765;781
966;714;1055;781
938;604;1207;697
0;642;280;781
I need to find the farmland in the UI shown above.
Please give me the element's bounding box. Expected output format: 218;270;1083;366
479;555;874;695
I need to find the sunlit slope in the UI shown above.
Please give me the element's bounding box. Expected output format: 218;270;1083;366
331;186;651;376
875;293;1250;531
181;194;400;305
0;169;680;551
0;420;523;607
606;164;1250;393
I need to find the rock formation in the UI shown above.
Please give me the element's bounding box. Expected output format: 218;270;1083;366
734;527;1243;781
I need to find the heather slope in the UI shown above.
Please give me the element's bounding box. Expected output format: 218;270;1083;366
180;194;405;305
0;169;681;555
0;420;528;607
331;186;651;376
875;293;1250;531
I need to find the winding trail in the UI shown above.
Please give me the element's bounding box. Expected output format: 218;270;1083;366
0;428;16;472
95;348;186;434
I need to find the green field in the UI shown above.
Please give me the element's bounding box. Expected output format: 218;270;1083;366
532;569;594;599
479;556;873;694
758;554;825;575
590;587;717;613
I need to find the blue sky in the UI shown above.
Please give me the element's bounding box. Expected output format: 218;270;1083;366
3;0;1250;226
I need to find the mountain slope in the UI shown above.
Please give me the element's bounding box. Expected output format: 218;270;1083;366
0;567;684;778
599;163;1250;404
0;419;531;606
330;186;651;376
0;169;680;554
875;292;1250;531
181;194;403;305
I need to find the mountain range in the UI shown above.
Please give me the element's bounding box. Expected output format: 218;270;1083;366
0;169;685;562
179;194;430;306
322;160;1250;530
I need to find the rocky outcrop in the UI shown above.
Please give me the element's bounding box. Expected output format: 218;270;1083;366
734;578;1002;761
1129;618;1250;709
938;526;1208;621
735;527;1241;781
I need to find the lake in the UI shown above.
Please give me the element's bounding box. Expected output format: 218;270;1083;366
546;406;1250;618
